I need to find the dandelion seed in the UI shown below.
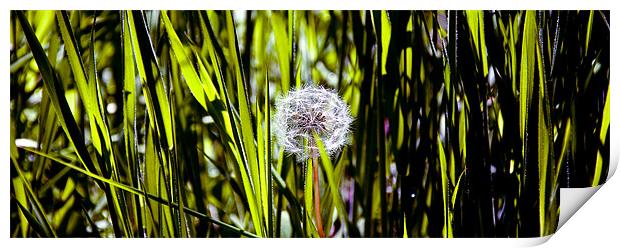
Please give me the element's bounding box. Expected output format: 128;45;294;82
273;84;353;162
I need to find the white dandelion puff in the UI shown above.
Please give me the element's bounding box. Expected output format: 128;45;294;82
273;84;353;162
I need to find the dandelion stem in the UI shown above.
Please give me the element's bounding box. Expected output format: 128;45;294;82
313;156;325;237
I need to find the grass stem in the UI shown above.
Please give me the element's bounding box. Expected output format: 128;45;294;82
313;156;325;237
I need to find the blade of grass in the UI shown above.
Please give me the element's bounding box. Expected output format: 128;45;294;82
34;75;58;182
592;88;610;185
16;13;132;236
20;146;259;238
535;11;555;235
161;11;219;110
437;138;453;237
271;11;291;92
585;10;594;56
313;133;349;235
203;14;263;236
88;12;131;236
16;10;97;176
12;177;30;237
256;74;271;236
77;196;102;237
303;155;318;237
266;73;274;238
129;10;178;237
10;156;57;237
465;11;489;77
121;10;143;237
520;11;536;163
11;194;49;237
226;12;266;236
56;11;104;160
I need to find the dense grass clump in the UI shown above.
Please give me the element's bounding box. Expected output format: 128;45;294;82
10;10;609;238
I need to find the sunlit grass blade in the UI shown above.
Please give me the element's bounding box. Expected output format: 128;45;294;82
11;156;57;237
199;10;263;237
12;176;29;237
226;11;266;237
88;12;131;237
465;11;489;77
437;138;453;237
520;10;537;163
379;11;391;75
11;194;50;237
592;87;610;185
129;10;179;237
271;11;291;92
161;11;218;110
20;146;259;238
313;133;348;234
16;10;97;175
303;156;318;237
31;87;59;196
536;26;548;235
585;10;594;56
256;73;274;237
121;10;142;237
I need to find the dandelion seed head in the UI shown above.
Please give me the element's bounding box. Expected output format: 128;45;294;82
273;84;353;162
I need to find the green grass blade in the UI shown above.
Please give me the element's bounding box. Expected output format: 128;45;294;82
121;10;143;237
88;13;131;237
226;13;264;236
77;198;102;237
555;119;571;181
197;11;264;237
465;11;488;77
535;12;554;235
10;156;57;237
22;147;143;200
520;11;537;158
16;10;98;175
266;74;274;237
130;10;174;150
451;169;466;208
161;11;216;110
144;126;162;236
11;194;50;237
313;133;349;235
303;156;318;237
20;146;259;238
56;11;109;170
34;85;57;184
12;177;30;237
437;138;452;237
592;88;610;185
536;71;548;236
271;11;290;92
403;213;409;238
55;11;92;121
379;11;391;75
256;76;269;236
216;53;262;237
585;10;594;56
599;88;610;144
477;11;488;77
129;10;179;237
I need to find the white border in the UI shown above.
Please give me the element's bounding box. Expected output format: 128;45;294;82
0;0;616;10
2;1;618;247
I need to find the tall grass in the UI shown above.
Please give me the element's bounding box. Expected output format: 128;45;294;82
10;10;609;238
